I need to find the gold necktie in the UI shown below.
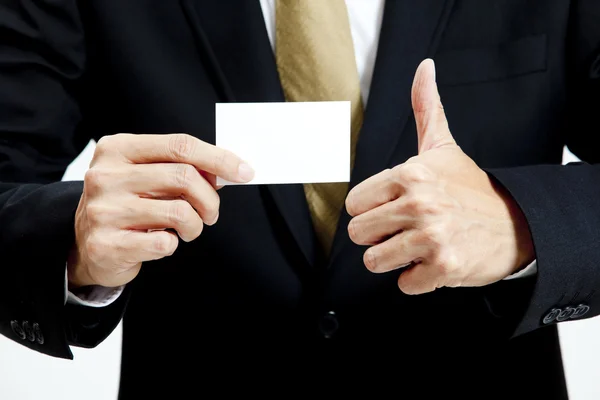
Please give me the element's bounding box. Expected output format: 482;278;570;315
275;0;364;256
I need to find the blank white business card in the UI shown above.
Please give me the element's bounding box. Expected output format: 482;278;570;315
216;101;351;185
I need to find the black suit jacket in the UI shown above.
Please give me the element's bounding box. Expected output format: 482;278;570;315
1;1;600;398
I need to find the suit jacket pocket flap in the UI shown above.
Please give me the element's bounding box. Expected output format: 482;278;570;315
435;34;548;86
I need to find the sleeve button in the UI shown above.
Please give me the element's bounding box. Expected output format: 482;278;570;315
571;304;590;319
22;321;36;342
542;308;561;324
556;307;576;322
33;323;44;345
10;320;26;340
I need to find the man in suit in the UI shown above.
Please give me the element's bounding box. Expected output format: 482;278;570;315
1;0;599;398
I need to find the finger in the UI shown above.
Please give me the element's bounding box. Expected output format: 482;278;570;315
346;169;405;217
363;230;425;274
119;198;204;242
346;162;436;217
101;133;254;183
199;170;222;190
120;229;179;263
398;248;464;295
411;59;455;153
124;163;220;225
83;229;178;287
397;262;442;295
348;199;417;246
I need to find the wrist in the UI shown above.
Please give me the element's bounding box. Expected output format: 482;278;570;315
515;223;535;272
494;180;535;272
508;198;535;271
66;244;94;290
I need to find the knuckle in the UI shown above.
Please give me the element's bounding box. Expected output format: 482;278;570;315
435;250;460;276
168;134;195;161
168;200;191;225
84;168;108;192
204;194;220;220
363;249;378;272
380;169;400;200
85;235;108;262
395;163;432;185
212;193;221;213
212;149;230;176
95;135;113;155
111;133;131;143
85;202;108;225
191;220;204;239
113;236;128;253
153;234;175;254
95;134;128;156
345;191;357;216
383;168;398;186
405;155;420;164
402;195;422;214
174;164;195;191
347;219;360;243
422;224;445;248
414;197;442;216
168;240;179;255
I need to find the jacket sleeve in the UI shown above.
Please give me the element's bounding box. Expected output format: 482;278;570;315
480;0;600;339
0;0;128;359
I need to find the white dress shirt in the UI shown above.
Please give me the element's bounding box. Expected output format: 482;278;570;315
67;0;536;307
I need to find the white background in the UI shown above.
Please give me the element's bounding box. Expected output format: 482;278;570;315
0;141;598;399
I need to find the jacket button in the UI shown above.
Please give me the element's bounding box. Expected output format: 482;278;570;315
542;308;561;324
571;304;590;319
319;311;339;339
10;320;26;340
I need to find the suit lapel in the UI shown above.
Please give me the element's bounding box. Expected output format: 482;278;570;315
180;0;455;269
328;0;456;266
180;0;320;267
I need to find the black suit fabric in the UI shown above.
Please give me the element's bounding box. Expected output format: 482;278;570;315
1;1;600;399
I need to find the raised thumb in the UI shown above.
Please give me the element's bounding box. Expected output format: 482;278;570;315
411;59;455;153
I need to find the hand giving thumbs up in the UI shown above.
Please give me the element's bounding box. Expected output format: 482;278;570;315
346;59;535;294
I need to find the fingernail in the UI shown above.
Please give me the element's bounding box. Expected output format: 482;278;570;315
430;59;436;82
238;163;255;182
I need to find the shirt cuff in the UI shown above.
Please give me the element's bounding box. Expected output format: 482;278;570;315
502;260;538;280
64;265;125;308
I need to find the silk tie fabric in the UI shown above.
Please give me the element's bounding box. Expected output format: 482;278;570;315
275;0;364;256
